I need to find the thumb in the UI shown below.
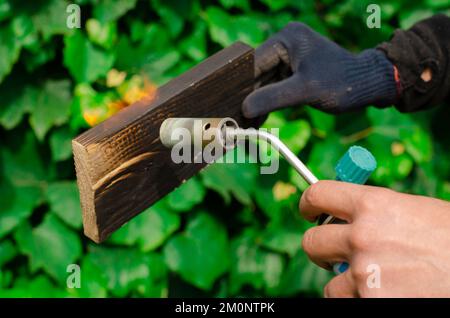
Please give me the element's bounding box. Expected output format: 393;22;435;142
242;74;310;118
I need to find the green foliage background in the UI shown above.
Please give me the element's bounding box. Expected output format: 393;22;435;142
0;0;449;297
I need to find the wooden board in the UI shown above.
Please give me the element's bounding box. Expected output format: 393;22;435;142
73;42;256;243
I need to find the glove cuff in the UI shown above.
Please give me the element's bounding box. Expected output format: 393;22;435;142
346;49;398;110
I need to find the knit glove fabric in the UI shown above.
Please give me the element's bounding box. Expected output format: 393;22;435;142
243;22;399;118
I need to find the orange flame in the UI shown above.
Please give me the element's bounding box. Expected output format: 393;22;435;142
83;72;158;127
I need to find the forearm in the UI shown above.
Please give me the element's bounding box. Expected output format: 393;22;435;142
378;14;450;112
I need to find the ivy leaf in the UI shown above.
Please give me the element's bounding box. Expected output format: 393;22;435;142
0;239;17;267
49;126;75;162
261;218;306;257
109;202;180;252
279;119;311;155
85;246;168;297
86;19;118;49
219;0;251;11
366;134;414;185
201;152;258;205
151;3;184;37
0;79;37;130
0;133;45;238
0;275;66;297
166;177;206;212
307;107;335;137
31;0;71;40
368;107;433;163
47;181;82;229
307;135;345;179
29;80;72;141
14;215;82;283
400;9;434;29
115;33;179;84
0;0;12;22
229;229;285;295
206;7;266;47
400;125;433;163
277;249;331;296
151;0;200;22
64;31;115;83
93;0;137;23
0;20;21;84
164;213;229;290
180;21;207;62
259;0;292;10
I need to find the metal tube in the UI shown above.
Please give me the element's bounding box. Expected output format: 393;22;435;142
228;128;319;185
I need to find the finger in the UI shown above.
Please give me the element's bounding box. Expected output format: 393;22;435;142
242;74;310;118
254;38;290;78
302;224;351;270
299;180;366;222
324;271;357;298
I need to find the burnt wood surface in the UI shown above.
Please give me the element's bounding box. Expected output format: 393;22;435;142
73;42;256;243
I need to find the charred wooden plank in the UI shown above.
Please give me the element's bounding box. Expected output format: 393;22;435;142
73;42;255;243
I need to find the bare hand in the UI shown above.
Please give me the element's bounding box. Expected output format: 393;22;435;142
299;180;450;297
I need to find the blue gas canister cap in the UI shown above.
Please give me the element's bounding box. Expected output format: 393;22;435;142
335;146;377;185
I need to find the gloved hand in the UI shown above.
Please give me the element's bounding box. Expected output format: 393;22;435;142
242;22;399;118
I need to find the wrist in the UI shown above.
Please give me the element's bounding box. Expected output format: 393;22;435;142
351;49;399;109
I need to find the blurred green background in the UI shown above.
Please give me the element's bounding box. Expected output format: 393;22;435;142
0;0;449;297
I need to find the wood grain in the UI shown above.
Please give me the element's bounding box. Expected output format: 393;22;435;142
73;42;256;243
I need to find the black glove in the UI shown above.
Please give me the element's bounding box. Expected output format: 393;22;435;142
242;22;399;118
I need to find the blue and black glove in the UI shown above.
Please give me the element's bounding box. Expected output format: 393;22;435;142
243;22;399;118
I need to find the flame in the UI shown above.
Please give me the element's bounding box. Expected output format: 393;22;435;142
83;71;158;127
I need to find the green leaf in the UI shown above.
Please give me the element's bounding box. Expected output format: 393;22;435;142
0;0;12;22
167;177;206;212
93;0;137;23
279;119;311;155
254;173;299;221
399;125;433;163
180;21;207;62
47;181;82;229
229;229;285;295
14;215;82;283
85;246;168;297
368;107;433;163
29;80;72;141
219;0;250;11
261;216;306;257
109;202;180;252
0;133;45;238
0;20;21;84
366;134;414;185
64;31;115;83
0;239;17;267
151;0;200;22
11;14;38;49
86;19;118;49
201;151;258;205
164;213;229;290
115;33;180;84
32;0;71;40
307;107;335;137
425;0;450;9
0;275;66;297
277;249;331;296
23;42;56;72
206;7;266;47
259;0;292;10
49;126;75;162
307;135;346;179
0;80;37;130
152;3;184;37
400;9;434;29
